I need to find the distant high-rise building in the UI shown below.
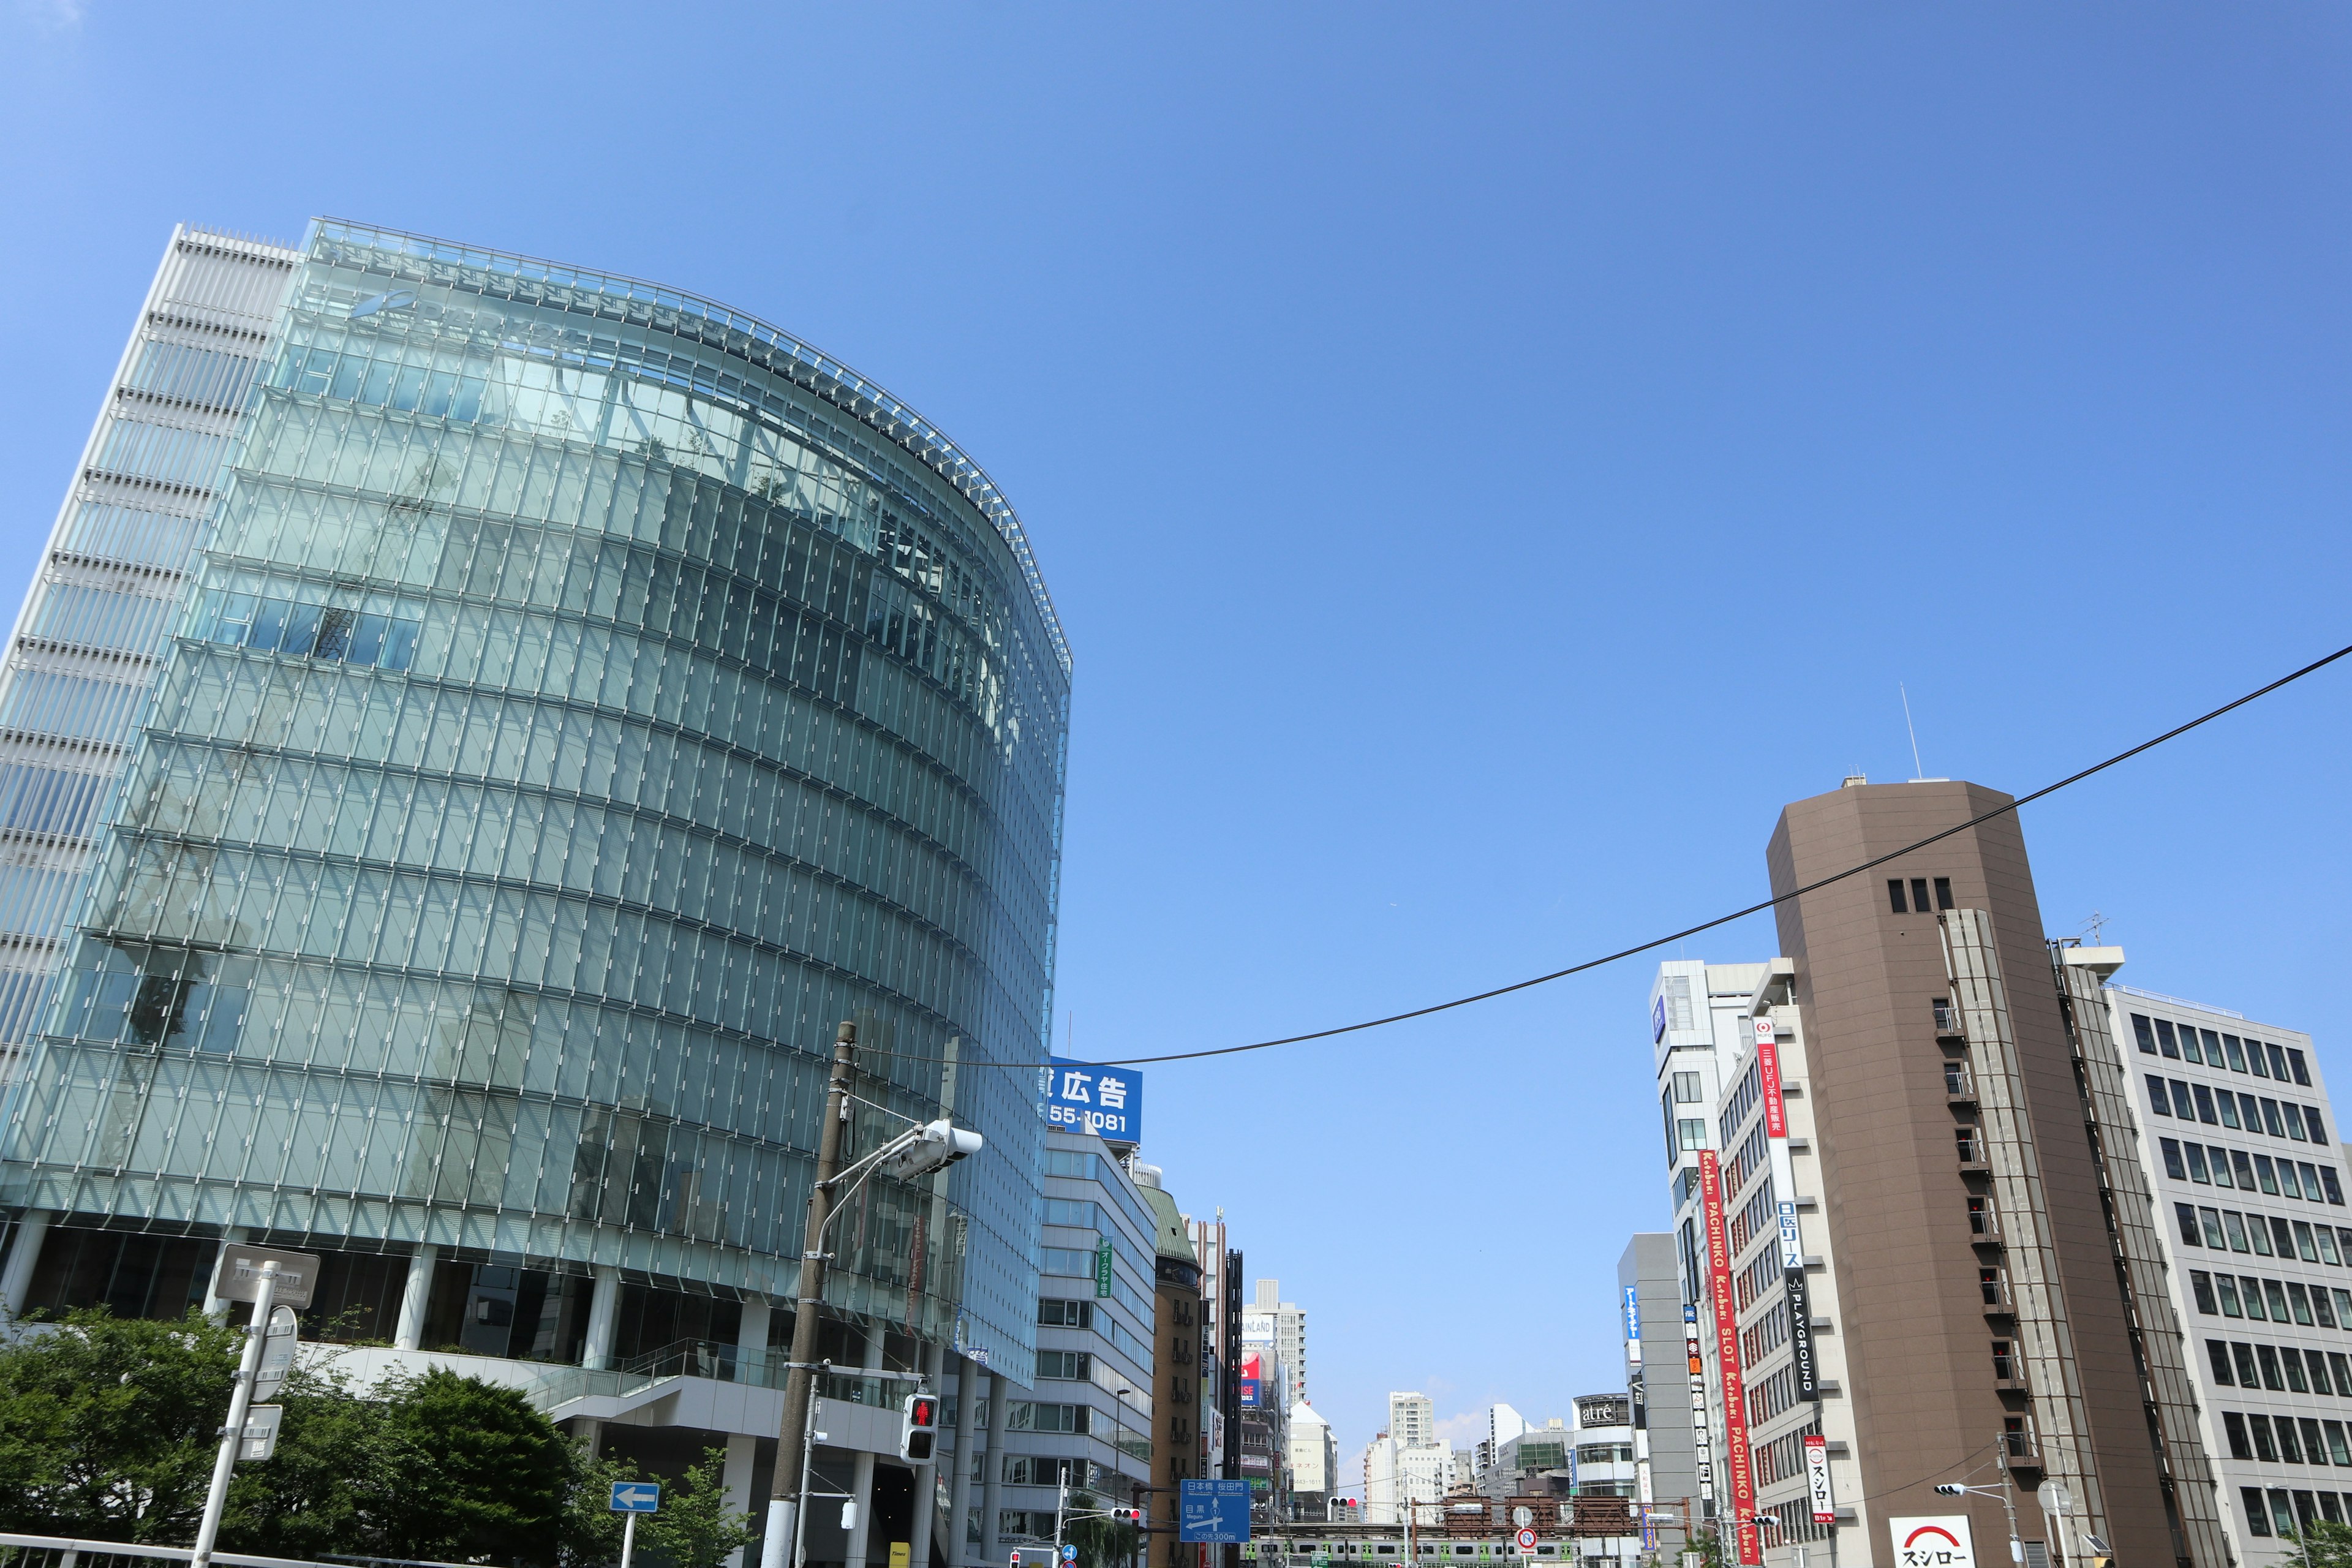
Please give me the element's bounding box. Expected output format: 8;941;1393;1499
1619;1234;1704;1522
1247;1279;1309;1409
1389;1390;1437;1449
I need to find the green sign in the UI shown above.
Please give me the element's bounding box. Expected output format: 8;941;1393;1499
1094;1241;1114;1297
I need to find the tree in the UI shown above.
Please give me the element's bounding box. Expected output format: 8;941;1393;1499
221;1357;386;1559
562;1438;649;1566
2287;1521;2352;1568
641;1446;758;1568
366;1367;576;1565
0;1307;240;1540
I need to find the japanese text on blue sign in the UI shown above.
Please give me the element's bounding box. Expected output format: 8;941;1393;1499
1045;1057;1143;1140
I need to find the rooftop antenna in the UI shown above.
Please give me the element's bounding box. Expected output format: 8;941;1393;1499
1901;684;1926;782
2082;910;2110;945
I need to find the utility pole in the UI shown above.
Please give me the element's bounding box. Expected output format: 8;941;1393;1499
764;1023;859;1568
190;1261;277;1568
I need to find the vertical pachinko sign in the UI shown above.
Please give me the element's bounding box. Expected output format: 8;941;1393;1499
1699;1149;1762;1567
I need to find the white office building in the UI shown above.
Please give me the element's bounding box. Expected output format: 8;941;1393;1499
2108;974;2352;1564
1651;959;1863;1568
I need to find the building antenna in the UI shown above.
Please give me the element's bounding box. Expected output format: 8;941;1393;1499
1901;684;1926;782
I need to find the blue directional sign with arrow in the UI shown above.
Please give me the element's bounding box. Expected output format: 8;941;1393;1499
610;1482;662;1513
1180;1479;1250;1544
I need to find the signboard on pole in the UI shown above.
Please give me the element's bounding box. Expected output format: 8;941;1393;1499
1804;1434;1834;1523
1890;1517;1977;1568
1684;1304;1713;1506
1095;1240;1115;1298
1046;1058;1144;1142
1180;1479;1251;1544
216;1246;319;1308
236;1404;283;1461
252;1305;301;1402
1698;1150;1761;1568
610;1482;662;1513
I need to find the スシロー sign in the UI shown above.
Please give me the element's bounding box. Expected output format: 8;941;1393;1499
1890;1517;1975;1568
1045;1057;1144;1140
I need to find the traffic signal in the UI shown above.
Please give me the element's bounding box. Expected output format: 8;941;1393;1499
1933;1485;1966;1496
882;1119;986;1180
1110;1509;1143;1526
900;1392;940;1461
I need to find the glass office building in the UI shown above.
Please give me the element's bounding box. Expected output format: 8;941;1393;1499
0;220;1069;1396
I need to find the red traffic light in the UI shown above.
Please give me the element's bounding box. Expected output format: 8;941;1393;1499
910;1396;938;1428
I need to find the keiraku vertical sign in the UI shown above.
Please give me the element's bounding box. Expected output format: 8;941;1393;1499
1755;1017;1819;1404
1698;1150;1761;1567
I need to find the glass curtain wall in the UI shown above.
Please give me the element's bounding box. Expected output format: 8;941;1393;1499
0;220;1068;1384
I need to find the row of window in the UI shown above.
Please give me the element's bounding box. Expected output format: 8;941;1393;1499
2174;1207;2352;1268
2147;1074;2327;1145
2189;1270;2352;1327
2223;1410;2352;1466
2160;1137;2343;1206
2208;1339;2352;1395
2134;1014;2312;1085
2240;1485;2350;1538
1719;1057;1764;1148
194;592;421;671
1887;876;1954;914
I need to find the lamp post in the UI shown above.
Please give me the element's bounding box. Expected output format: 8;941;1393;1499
1936;1477;2021;1567
761;1022;985;1568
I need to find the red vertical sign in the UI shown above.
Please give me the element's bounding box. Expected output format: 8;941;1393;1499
1699;1150;1762;1566
1755;1018;1787;1139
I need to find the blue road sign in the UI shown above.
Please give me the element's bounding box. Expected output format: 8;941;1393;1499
610;1482;662;1513
1061;1547;1079;1562
1180;1479;1251;1544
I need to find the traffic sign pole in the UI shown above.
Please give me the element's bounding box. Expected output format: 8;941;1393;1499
190;1261;277;1568
622;1511;638;1568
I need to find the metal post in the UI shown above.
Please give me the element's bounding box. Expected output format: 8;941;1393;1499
190;1260;276;1568
763;1024;858;1568
624;1510;640;1568
1057;1479;1069;1567
1991;1436;2023;1567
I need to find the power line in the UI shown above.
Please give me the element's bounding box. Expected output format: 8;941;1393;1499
861;638;2351;1074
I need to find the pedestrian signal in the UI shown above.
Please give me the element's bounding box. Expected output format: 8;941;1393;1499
900;1392;940;1461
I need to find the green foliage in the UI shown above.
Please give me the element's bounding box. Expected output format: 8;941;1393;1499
364;1366;576;1564
639;1447;758;1568
2287;1521;2352;1568
0;1306;624;1566
0;1307;241;1541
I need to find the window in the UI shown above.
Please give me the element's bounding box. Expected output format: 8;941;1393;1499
2332;1352;2352;1393
2285;1163;2309;1200
1956;1128;1984;1165
2187;1145;2212;1183
2327;1169;2346;1206
2258;1155;2282;1196
1933;877;1954;909
2285;1345;2312;1393
2250;1042;2273;1079
2252;1414;2282;1461
2330;1230;2350;1267
2312;1107;2330;1144
2201;1207;2228;1249
2267;1278;2294;1322
2209;1340;2236;1383
2230;1420;2256;1463
2272;1491;2297;1537
2242;1486;2271;1535
1932;998;1958;1034
1670;1071;1704;1103
2279;1417;2307;1463
2209;1145;2235;1187
2235;1211;2265;1254
2299;1224;2324;1264
1043;1199;1098;1228
2269;1043;2294;1080
2157;1020;2181;1058
2244;1275;2271;1319
2218;1276;2244;1316
2192;1272;2218;1314
2313;1351;2339;1395
1008;1402;1090;1433
2175;1204;2201;1246
2318;1289;2339;1329
2275;1218;2299;1257
2179;1028;2205;1065
1973;1196;1999;1237
2234;1343;2261;1385
2288;1104;2312;1142
1037;1350;1093;1381
2162;1139;2187;1179
2260;1346;2288;1392
2290;1048;2315;1087
2220;1093;2244;1130
2148;1077;2174;1116
2234;1150;2258;1188
2292;1282;2319;1324
1039;1298;1095;1329
1981;1267;2007;1307
2193;1085;2218;1124
1991;1341;2018;1381
1887;880;1907;913
2133;1015;2157;1054
2224;1035;2250;1072
1678;1119;1708;1152
2264;1100;2288;1137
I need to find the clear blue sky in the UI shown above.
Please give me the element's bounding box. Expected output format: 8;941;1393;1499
6;2;2350;1471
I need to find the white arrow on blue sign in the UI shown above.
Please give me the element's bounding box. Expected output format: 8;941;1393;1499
611;1482;662;1513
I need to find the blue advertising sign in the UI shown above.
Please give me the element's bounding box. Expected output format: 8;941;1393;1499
1045;1057;1143;1142
1180;1479;1251;1544
1238;1378;1261;1407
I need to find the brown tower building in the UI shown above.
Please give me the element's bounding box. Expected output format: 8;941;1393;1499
1766;780;2223;1568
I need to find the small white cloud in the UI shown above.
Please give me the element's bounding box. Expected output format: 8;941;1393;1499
18;0;84;31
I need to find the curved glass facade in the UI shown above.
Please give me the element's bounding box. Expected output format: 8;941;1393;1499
0;221;1068;1384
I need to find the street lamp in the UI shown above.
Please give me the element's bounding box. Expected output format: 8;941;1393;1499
761;1022;985;1568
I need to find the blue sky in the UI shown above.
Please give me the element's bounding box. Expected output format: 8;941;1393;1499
5;3;2350;1469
